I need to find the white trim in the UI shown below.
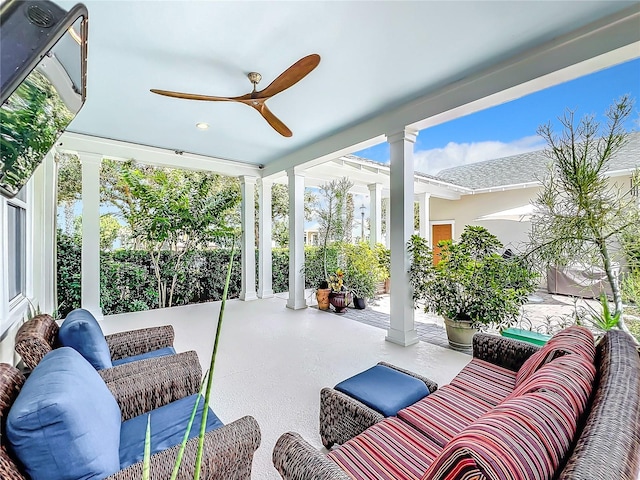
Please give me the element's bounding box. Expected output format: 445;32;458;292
429;220;455;248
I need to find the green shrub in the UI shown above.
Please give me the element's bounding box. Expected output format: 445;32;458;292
56;230;82;317
621;271;640;305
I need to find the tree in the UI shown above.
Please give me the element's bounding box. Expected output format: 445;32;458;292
70;213;123;251
56;153;82;234
120;164;240;308
315;177;353;279
527;95;640;331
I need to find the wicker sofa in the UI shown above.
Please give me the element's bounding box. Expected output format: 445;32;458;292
273;327;640;480
1;348;261;480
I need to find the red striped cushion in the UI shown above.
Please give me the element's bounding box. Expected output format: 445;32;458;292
449;359;517;405
516;325;595;386
328;416;442;480
421;390;578;480
398;385;494;447
507;354;595;414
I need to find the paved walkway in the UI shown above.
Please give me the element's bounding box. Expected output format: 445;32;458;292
323;289;603;353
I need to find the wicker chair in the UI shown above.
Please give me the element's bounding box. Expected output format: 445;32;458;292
0;355;261;480
15;312;176;371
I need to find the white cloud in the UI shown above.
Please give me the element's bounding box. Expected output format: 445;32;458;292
414;135;546;175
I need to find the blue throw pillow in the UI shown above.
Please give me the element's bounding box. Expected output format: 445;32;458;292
6;347;121;480
59;308;113;370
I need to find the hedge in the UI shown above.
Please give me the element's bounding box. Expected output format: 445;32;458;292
56;233;347;316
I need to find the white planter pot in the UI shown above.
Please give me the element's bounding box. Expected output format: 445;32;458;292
444;317;478;351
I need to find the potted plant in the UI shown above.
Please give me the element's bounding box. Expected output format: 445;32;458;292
408;226;538;350
344;242;383;309
328;268;350;313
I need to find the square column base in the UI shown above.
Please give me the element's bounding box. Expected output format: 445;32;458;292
385;328;419;347
258;291;274;299
286;298;308;310
240;292;258;301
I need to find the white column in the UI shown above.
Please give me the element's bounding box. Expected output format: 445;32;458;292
384;197;391;248
80;152;102;319
286;168;307;310
386;128;419;346
30;151;58;314
239;176;257;301
257;178;274;298
418;193;430;241
368;183;383;248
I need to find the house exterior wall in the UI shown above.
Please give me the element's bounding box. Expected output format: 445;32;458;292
429;173;634;254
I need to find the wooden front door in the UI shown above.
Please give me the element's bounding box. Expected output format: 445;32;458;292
431;223;452;266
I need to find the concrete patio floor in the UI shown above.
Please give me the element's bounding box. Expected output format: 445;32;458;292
102;293;471;479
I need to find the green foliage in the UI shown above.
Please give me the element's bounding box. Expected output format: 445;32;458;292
56;230;82;317
304;245;339;288
409;226;538;330
374;243;391;280
584;294;621;332
343;242;384;299
621;271;640;305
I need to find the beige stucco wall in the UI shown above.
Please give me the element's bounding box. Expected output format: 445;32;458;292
429;173;634;254
430;186;541;252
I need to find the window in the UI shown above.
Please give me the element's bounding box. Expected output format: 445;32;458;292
7;188;27;302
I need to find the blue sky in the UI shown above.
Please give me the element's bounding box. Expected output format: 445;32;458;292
354;58;640;175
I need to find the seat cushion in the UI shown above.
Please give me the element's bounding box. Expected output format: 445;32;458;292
112;346;177;367
6;347;121;480
516;325;595;387
119;393;224;469
59;308;113;370
421;390;578;480
398;385;494;447
335;365;430;417
448;358;517;405
328;416;442;480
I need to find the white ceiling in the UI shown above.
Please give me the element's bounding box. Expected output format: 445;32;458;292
57;1;640;175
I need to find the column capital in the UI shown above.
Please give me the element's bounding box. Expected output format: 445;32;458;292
286;166;305;178
78;152;103;164
368;182;383;192
386;128;418;145
257;177;273;187
239;175;257;185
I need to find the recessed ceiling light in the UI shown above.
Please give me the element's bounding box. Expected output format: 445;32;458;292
196;122;209;130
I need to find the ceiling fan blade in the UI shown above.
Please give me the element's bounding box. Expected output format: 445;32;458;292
256;104;292;137
150;89;235;102
256;54;320;99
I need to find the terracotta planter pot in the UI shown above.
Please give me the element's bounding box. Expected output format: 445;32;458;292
443;316;478;351
329;291;350;314
316;288;331;310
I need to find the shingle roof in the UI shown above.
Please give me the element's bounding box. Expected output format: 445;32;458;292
433;131;640;190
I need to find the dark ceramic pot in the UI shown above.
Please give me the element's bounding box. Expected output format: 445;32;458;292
329;291;349;314
353;296;366;309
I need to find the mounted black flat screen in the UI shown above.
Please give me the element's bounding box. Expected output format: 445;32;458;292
0;1;87;198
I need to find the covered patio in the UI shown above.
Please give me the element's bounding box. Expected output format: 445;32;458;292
101;294;470;479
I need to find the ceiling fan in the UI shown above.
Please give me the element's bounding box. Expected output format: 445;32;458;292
150;54;320;137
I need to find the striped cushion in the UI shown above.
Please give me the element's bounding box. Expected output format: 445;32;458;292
328;417;442;480
507;354;595;414
398;385;494;447
516;325;595;386
449;359;517;405
421;390;578;480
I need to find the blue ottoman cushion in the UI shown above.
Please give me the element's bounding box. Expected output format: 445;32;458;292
112;346;177;367
119;393;224;468
6;347;121;480
335;364;430;417
59;308;113;370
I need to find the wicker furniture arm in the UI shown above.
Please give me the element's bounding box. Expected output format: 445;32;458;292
14;314;58;370
319;387;384;449
102;351;202;421
472;332;539;371
273;432;351;480
319;362;438;448
107;415;261;480
559;329;640;480
105;325;175;361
